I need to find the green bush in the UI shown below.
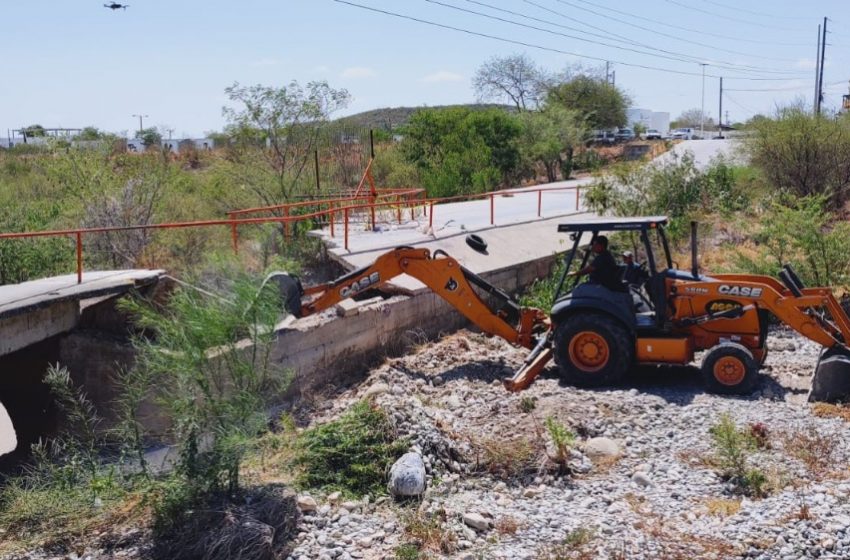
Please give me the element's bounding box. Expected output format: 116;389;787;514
583;152;750;243
745;105;850;208
709;414;767;497
520;258;568;310
732;195;850;288
293;401;408;496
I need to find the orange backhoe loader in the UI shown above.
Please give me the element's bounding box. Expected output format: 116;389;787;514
276;216;850;402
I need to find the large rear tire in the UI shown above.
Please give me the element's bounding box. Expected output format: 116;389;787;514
553;314;633;387
701;343;759;395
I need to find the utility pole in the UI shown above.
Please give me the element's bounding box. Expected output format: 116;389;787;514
718;77;723;139
814;23;822;113
700;63;707;139
817;17;828;115
606;61;610;84
131;114;148;137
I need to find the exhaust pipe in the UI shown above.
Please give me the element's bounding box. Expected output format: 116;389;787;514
691;220;699;279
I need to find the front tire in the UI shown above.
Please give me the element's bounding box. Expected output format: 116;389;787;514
701;343;759;395
553;314;633;387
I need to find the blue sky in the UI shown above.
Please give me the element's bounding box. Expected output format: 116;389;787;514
1;0;848;137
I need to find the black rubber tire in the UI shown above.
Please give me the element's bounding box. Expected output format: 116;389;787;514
553;313;633;387
701;342;759;395
465;234;488;254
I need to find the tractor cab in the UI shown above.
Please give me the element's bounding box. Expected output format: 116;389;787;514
551;216;676;331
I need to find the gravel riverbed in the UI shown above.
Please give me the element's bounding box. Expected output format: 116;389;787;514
288;328;850;560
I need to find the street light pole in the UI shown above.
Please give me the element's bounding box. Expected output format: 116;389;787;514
131;114;148;137
700;63;707;139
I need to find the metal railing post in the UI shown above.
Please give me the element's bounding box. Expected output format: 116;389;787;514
575;186;580;211
330;210;335;238
537;190;542;217
76;232;83;284
283;206;291;240
490;193;494;225
344;207;349;251
231;223;239;254
429;202;434;228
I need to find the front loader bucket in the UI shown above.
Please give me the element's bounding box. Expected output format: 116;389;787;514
263;272;304;318
809;352;850;402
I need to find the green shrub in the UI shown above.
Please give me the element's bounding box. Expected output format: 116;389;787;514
520;258;568;310
293;401;408;496
709;414;767;497
745;105;850;209
732;195;850;288
545;416;576;471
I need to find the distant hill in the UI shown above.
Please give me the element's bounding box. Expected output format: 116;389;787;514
336;104;515;130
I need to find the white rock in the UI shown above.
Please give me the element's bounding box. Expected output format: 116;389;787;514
632;472;652;487
297;495;318;512
388;452;427;497
462;512;491;531
584;437;621;459
327;491;342;504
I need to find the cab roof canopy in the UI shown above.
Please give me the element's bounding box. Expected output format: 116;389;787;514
557;216;668;233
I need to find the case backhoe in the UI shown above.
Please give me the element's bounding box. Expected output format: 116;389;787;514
277;216;850;402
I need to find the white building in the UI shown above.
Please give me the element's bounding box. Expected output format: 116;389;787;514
626;108;670;134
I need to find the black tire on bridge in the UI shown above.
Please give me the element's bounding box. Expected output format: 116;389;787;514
553;313;633;387
700;342;759;395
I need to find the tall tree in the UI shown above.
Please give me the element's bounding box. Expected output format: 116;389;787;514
518;107;588;182
546;73;629;130
222;80;350;206
473;53;546;112
672;108;713;129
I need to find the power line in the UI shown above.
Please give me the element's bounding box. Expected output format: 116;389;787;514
700;0;807;21
425;0;806;76
330;0;811;81
726;80;845;93
664;0;809;32
569;0;811;47
549;0;805;62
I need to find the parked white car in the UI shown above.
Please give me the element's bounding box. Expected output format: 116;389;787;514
643;128;662;140
671;128;701;140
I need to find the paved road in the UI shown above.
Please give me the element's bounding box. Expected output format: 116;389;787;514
654;138;745;170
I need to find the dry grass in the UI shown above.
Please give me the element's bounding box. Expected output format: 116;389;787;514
812;402;850;422
495;515;522;535
401;509;457;554
781;428;838;475
474;436;539;480
705;497;742;517
536;527;597;560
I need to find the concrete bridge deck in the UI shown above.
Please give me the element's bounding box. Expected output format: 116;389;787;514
0;270;163;356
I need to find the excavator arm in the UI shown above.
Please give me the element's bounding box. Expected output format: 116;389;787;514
282;247;549;352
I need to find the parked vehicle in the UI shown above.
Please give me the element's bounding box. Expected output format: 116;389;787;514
644;128;662;140
615;128;635;142
591;130;617;145
671;128;701;140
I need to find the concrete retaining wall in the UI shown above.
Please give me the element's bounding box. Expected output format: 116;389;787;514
275;253;560;399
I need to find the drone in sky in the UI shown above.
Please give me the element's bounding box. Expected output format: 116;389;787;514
103;3;129;10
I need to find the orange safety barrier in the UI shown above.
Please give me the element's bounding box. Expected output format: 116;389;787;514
0;182;583;284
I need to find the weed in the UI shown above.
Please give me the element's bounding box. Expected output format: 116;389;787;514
401;509;456;554
748;422;771;449
782;428;837;475
520;395;537;413
812;402;850;422
709;414;767;497
476;437;538;480
545;416;576;473
394;544;421;560
537;526;596;560
293;401;408;496
495;515;521;535
705;497;741;517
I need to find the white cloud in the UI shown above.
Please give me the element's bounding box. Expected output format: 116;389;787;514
421;71;464;83
341;66;377;79
250;58;279;67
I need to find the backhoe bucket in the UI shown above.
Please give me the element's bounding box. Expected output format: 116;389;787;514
264;272;304;318
809;351;850;402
